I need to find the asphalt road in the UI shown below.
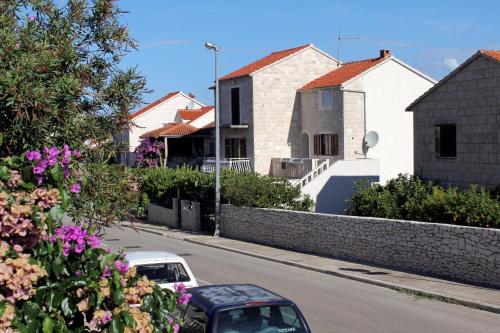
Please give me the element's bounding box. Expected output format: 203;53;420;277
103;226;500;333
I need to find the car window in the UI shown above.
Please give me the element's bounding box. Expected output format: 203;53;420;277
180;302;207;333
135;263;190;284
216;305;307;333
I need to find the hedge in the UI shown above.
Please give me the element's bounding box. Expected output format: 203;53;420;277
346;174;500;228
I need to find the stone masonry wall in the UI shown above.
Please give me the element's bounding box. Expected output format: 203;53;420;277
412;55;500;188
221;205;500;287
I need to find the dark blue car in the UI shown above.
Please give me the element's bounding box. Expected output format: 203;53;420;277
179;284;311;333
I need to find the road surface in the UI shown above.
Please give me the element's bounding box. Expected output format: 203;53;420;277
103;226;500;333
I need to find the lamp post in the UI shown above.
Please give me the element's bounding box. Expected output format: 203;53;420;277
205;42;221;237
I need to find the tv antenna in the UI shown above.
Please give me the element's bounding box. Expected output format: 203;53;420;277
337;30;360;65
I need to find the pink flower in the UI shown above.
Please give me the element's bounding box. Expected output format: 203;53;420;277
70;183;81;193
173;323;180;332
102;311;112;324
14;42;20;49
13;244;23;253
114;260;129;274
87;235;100;248
101;266;111;279
72;150;81;158
28;15;35;22
26;150;41;161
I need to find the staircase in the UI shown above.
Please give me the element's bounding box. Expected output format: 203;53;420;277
291;159;331;188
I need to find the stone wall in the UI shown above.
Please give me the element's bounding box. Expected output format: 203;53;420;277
180;200;201;232
221;205;500;287
411;54;500;188
148;200;178;228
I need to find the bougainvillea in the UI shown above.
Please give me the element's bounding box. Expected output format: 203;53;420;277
0;146;186;332
135;137;165;168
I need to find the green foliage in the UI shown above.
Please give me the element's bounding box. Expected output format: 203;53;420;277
70;163;143;232
135;166;314;212
346;174;500;228
0;0;147;158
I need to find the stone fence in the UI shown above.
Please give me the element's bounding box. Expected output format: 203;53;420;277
148;199;200;231
221;205;500;287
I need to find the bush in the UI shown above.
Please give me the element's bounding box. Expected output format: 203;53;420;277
70;163;145;232
135;166;314;212
0;146;186;332
346;174;500;228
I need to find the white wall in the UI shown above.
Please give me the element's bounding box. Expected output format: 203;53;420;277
188;109;214;128
128;94;204;152
344;59;435;184
301;159;379;214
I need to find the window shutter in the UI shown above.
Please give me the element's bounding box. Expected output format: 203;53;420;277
332;134;338;155
314;135;320;155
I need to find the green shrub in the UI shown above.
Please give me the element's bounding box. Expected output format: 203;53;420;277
346;174;500;228
135;167;314;212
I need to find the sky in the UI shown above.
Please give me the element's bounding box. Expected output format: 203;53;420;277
118;0;500;108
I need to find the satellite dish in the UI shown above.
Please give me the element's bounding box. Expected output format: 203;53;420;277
186;101;195;109
365;131;379;148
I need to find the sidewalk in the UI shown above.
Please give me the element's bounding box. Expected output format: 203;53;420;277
122;221;500;315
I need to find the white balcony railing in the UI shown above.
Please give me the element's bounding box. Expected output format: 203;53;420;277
291;159;330;188
201;157;251;173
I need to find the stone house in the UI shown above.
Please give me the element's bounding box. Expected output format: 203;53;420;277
118;91;208;165
218;44;340;174
407;50;500;189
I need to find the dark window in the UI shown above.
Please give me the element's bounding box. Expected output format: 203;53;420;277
180;302;207;333
231;87;240;125
225;138;246;158
435;124;456;158
135;263;190;284
313;134;338;156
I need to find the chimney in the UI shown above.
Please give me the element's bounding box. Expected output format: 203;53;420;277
188;92;195;98
379;49;391;58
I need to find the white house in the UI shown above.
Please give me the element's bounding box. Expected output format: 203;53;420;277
119;91;205;165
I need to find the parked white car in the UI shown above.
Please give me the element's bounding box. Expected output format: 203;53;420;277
127;251;198;291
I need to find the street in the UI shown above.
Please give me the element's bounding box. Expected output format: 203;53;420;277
104;225;500;333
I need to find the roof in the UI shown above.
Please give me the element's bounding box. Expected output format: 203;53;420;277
406;49;500;111
141;123;198;138
178;106;214;121
202;121;215;129
126;251;183;264
189;284;286;311
220;44;311;80
128;91;180;120
302;56;387;90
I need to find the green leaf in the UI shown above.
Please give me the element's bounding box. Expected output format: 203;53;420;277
0;302;5;317
61;297;74;317
47;289;63;311
112;288;124;306
109;316;124;333
21;301;40;323
60;189;71;209
49;205;64;223
50;164;64;183
0;132;3;146
0;166;9;180
100;253;116;269
51;258;65;278
43;316;55;333
121;311;135;328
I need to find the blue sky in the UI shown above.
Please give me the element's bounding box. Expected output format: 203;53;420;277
119;0;500;108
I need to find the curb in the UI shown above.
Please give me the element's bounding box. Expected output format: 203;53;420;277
122;224;500;315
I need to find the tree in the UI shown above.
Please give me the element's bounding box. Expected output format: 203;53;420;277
0;0;147;158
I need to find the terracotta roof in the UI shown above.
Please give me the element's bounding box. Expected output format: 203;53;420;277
128;91;180;120
480;49;500;61
178;106;214;121
302;56;387;90
142;123;197;138
220;44;311;80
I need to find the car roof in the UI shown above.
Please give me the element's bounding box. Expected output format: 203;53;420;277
189;284;287;312
126;251;184;263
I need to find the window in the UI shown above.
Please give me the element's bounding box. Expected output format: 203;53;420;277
135;263;190;284
231;87;240;125
313;134;338;156
180;302;207;333
225;138;246;158
435;124;456;158
319;89;333;109
215;305;307;333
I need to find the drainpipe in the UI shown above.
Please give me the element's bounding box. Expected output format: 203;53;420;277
340;88;367;158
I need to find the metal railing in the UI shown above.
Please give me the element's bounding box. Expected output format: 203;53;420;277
201;157;251;173
291;159;330;188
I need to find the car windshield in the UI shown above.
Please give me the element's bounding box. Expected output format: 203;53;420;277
135;262;190;284
216;304;307;333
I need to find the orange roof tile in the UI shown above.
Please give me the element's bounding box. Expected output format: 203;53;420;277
128;91;180;120
142;123;197;138
220;44;311;80
302;56;387;90
178;106;214;121
481;50;500;61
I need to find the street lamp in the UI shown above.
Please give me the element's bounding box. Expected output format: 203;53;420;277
205;42;221;237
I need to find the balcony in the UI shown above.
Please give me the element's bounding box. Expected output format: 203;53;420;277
201;157;251;173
